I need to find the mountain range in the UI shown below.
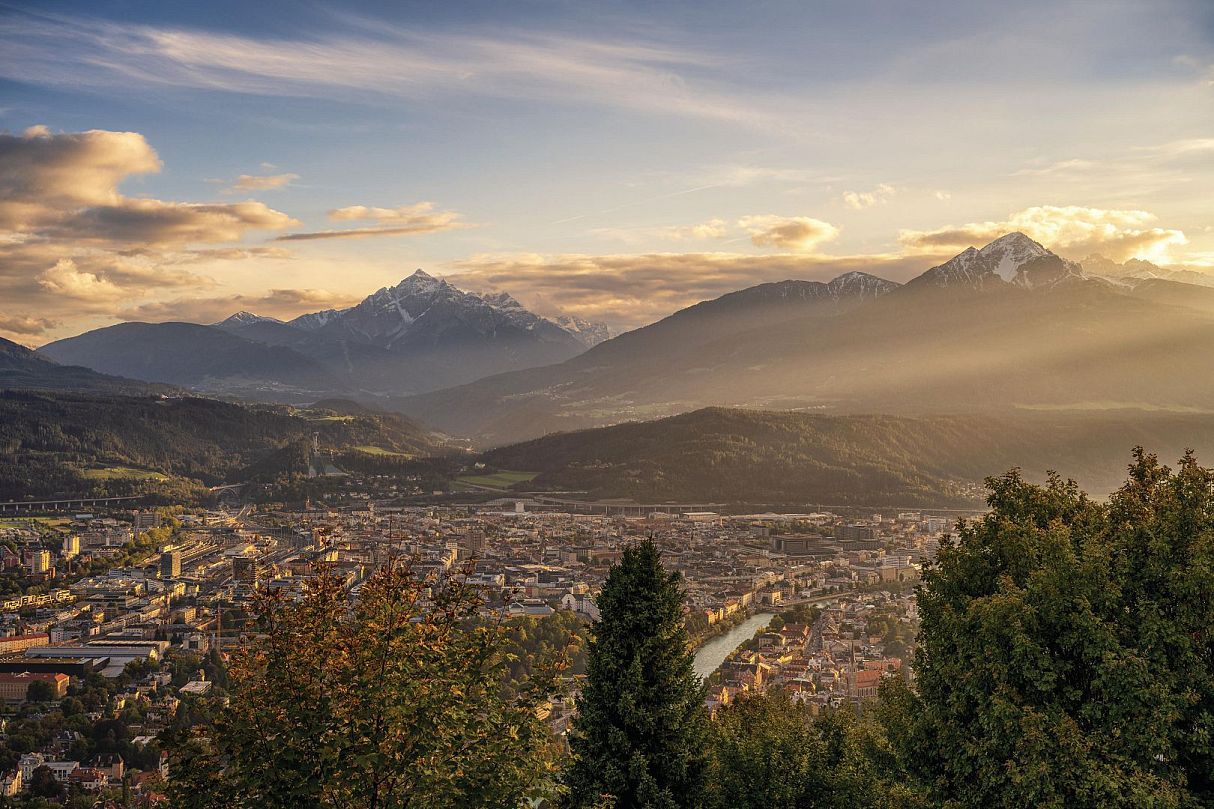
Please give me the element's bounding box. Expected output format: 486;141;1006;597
396;233;1214;445
37;270;611;402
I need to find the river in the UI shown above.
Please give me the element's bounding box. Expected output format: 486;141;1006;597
693;612;775;681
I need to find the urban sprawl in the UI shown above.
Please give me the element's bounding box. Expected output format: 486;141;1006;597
0;489;971;804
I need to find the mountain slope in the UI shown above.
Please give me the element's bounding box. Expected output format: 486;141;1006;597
38;323;342;402
0;390;445;500
0;336;166;395
482;407;1214;506
397;234;1214;445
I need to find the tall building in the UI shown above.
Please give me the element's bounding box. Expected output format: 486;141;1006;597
28;551;51;576
61;535;80;559
160;550;181;579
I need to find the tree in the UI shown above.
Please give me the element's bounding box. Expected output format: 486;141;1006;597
706;689;830;808
167;562;560;809
28;765;64;800
563;539;708;808
897;464;1195;807
25;679;56;702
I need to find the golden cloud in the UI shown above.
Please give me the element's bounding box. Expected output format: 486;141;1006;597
277;202;467;240
899;205;1188;262
118;288;362;324
737;215;840;251
842;184;896;210
0;126;299;338
445;250;928;329
225;172;299;192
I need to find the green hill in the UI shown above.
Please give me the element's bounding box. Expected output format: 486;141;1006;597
0;391;444;501
481;407;1214;507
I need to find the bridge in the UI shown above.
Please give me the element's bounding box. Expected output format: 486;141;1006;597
0;495;144;513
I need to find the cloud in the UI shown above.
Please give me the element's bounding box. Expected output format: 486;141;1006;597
446;249;928;329
737;215;839;251
842;184;896;210
0;314;58;343
225;172;299;192
119;288;363;324
898;205;1188;262
0;126;296;334
0;126;161;231
0;16;769;126
664;219;729;240
55;198;297;244
278;202;466;240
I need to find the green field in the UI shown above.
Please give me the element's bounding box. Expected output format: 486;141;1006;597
455;470;537;489
81;466;168;481
353;445;413;458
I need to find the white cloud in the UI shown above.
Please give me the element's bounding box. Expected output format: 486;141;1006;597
0;16;769;126
842;184;896;210
225;172;299;192
898;205;1188;262
277;202;467;241
737;215;839;251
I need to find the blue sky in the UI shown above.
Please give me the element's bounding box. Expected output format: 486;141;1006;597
1;0;1212;342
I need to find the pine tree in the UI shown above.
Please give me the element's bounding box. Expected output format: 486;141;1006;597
563;539;709;808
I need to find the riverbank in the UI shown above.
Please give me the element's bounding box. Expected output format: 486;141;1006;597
692;612;775;680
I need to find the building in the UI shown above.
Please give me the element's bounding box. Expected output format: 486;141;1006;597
834;524;876;543
0;672;69;703
27;551;51;576
61;535;80;559
232;555;258;584
160;550;182;579
18;753;78;786
132;511;160;532
0;634;50;655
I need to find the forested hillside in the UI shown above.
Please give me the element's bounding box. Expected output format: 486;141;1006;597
482;407;1214;506
0;392;443;500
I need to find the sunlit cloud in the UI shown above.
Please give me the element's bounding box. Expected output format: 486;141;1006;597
276;202;468;241
224;172;299;193
842;184;896;210
119;288;363;324
898;205;1188;262
0;314;58;343
445;250;929;329
738;215;840;251
0;126;295;336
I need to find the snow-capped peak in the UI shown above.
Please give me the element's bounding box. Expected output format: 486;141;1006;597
977;232;1052;282
826;271;899;299
909;232;1083;290
214;311;281;327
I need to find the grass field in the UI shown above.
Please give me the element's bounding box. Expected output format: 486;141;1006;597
353;445;413;458
455;470;537;489
81;466;168;481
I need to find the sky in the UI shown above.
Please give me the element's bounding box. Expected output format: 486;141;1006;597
1;0;1212;344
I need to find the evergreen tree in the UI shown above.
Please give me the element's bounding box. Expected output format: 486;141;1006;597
563;539;708;808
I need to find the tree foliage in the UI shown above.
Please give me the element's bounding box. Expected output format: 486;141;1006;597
891;450;1214;808
563;539;709;808
167;562;560;809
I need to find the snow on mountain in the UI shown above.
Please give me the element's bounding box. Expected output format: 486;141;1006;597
550;315;613;347
1082;254;1214;289
908;232;1084;290
825;271;900;300
214;311;283;327
289;308;348;332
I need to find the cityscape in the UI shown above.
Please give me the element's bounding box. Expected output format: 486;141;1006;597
2;0;1213;806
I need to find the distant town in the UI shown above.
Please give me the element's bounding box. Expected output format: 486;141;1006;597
0;473;969;804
